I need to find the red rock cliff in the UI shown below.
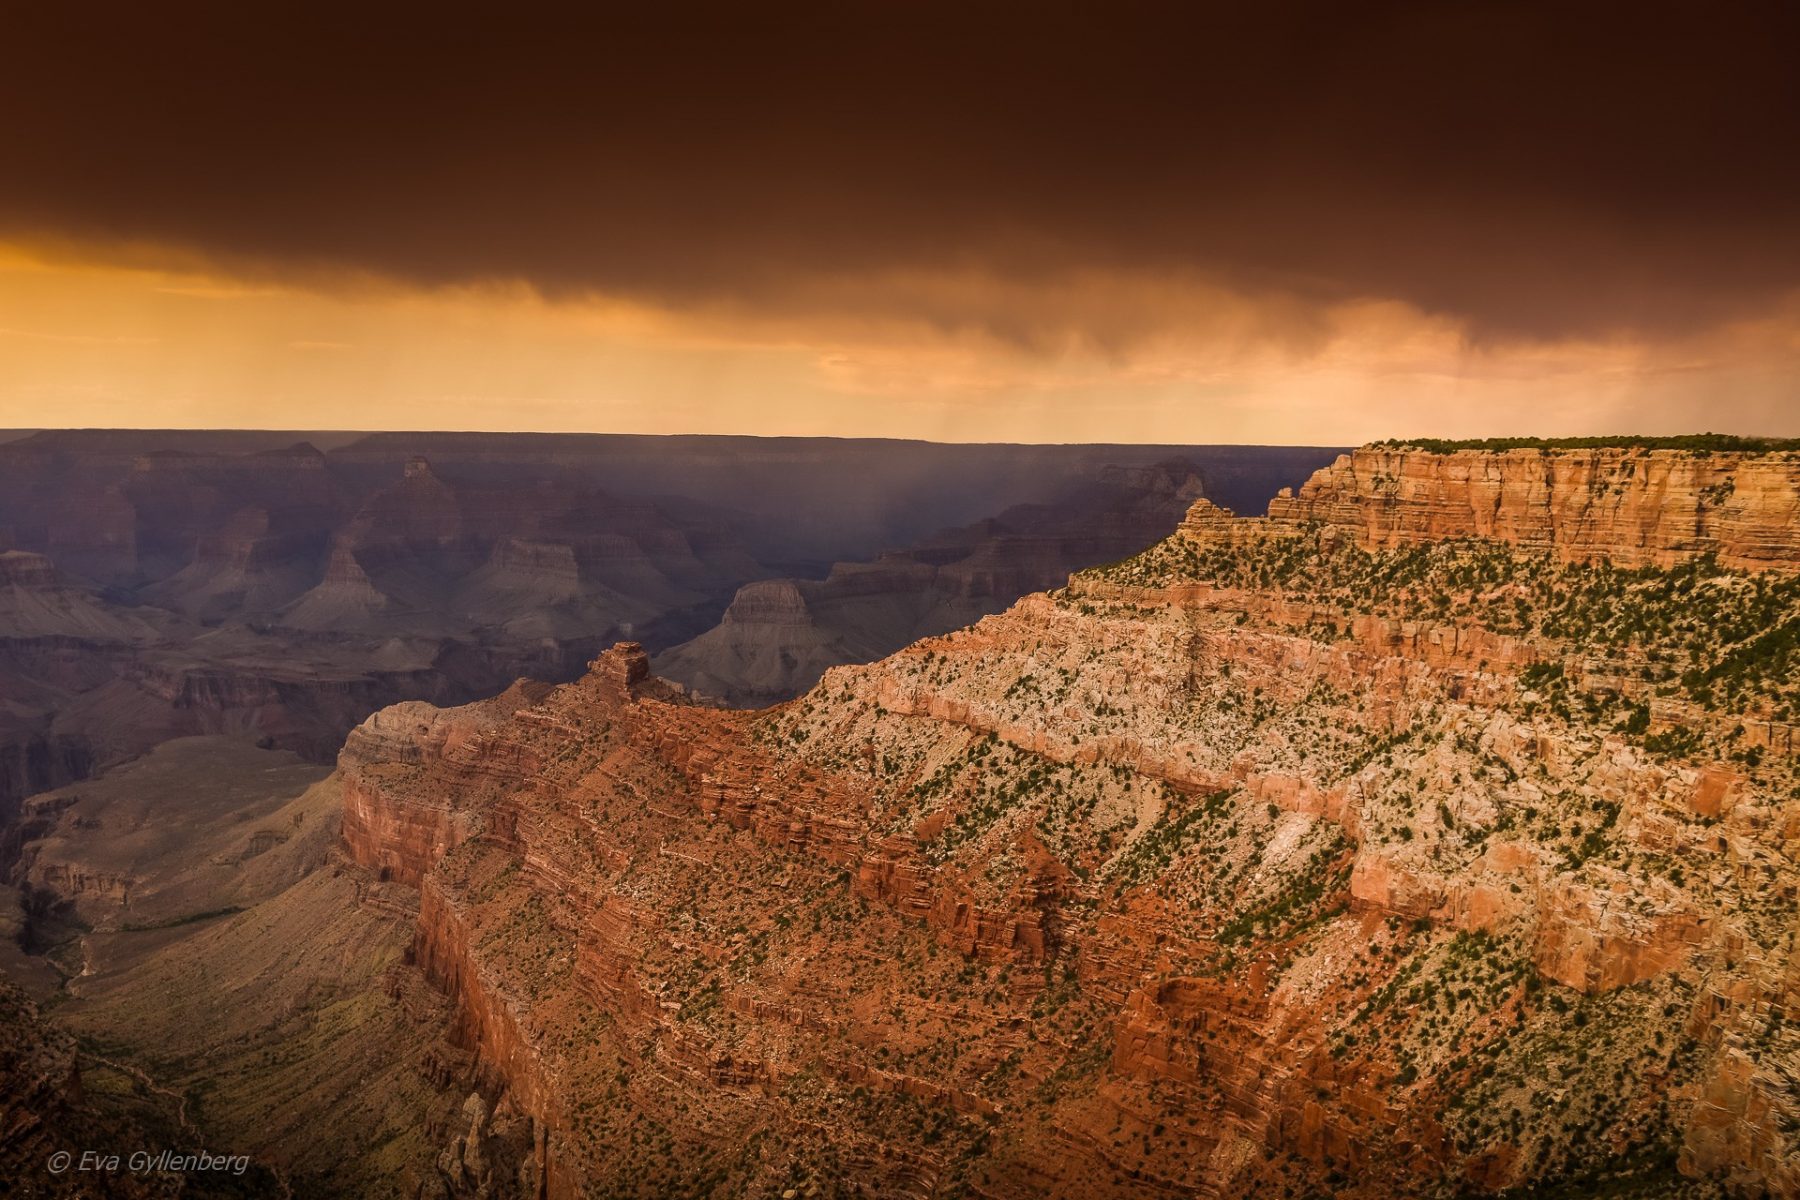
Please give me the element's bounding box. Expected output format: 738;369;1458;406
340;446;1800;1199
1264;444;1800;572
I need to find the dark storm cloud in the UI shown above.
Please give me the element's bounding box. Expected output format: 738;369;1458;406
2;0;1796;340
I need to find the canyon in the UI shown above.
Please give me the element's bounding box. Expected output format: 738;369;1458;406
8;9;1792;1199
0;432;1331;839
654;462;1211;705
1;431;1348;1197
285;440;1797;1197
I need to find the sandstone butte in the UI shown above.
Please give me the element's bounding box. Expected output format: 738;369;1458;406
335;442;1800;1199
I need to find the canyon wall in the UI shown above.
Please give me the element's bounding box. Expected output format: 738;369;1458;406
1264;444;1800;572
338;444;1800;1199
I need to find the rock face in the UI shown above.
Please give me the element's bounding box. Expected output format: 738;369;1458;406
0;550;165;640
1268;444;1800;572
340;682;554;887
0;550;58;589
330;443;1800;1198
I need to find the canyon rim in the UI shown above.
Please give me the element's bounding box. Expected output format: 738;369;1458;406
12;437;1800;1197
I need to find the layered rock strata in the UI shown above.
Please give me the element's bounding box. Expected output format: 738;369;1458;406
339;446;1800;1198
1266;444;1800;572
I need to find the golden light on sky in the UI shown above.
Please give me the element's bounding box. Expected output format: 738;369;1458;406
1;242;1796;444
4;7;1798;443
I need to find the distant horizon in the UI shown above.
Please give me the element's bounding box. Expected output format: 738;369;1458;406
11;426;1800;453
0;425;1359;450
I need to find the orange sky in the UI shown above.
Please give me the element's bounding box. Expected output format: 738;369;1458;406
1;243;1796;444
4;7;1798;443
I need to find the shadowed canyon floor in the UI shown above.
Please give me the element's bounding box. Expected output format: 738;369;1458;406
0;738;455;1198
7;440;1800;1198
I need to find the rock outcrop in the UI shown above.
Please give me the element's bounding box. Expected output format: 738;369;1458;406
1266;443;1800;572
340;681;553;887
330;442;1800;1198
